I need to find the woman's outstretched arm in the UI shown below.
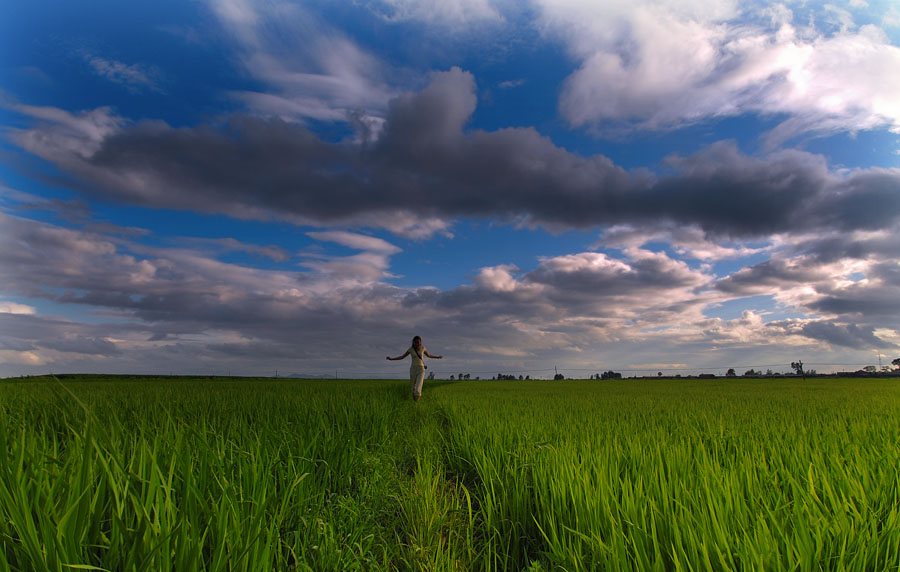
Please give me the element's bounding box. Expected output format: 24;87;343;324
386;349;411;361
424;350;442;359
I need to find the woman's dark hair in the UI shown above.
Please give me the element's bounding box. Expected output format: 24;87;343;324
411;335;422;347
411;336;423;361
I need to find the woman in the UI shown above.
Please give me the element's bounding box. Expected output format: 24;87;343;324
387;335;442;402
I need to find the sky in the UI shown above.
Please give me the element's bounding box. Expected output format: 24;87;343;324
1;0;899;379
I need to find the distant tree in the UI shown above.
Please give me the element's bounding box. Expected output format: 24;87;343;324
427;371;435;380
892;357;900;370
464;373;470;380
658;372;663;377
475;376;480;380
765;369;774;376
525;375;530;380
791;361;804;376
554;373;565;380
600;370;622;380
744;369;758;376
519;375;524;380
726;368;736;377
863;365;877;373
450;375;455;380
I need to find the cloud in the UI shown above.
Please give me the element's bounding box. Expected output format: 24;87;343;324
9;104;124;159
410;248;714;332
2;212;896;376
40;335;121;356
5;0;899;377
369;0;503;26
885;6;900;28
82;53;163;92
473;264;521;292
0;350;45;366
0;301;36;315
528;250;708;299
208;0;394;127
714;257;830;296
784;229;900;263
498;78;526;89
0;311;129;362
0;213;421;373
179;237;291;262
807;270;900;321
800;321;895;349
303;231;402;282
306;230;402;255
0;211;408;333
535;1;900;142
597;223;769;261
9;70;900;241
712;235;900;344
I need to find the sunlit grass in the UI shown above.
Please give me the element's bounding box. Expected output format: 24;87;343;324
1;376;898;570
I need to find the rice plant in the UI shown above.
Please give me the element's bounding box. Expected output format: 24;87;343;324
1;375;898;571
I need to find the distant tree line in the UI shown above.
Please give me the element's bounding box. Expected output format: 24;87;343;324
439;358;900;382
590;371;622;380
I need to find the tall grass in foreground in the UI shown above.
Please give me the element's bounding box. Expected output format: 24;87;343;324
0;378;474;571
1;376;899;571
436;379;900;571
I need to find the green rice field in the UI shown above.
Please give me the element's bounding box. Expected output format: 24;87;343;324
1;375;899;571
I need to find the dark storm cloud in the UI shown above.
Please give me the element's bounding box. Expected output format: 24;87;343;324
12;68;900;238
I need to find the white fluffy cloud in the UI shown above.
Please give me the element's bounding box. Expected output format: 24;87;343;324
535;0;900;142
